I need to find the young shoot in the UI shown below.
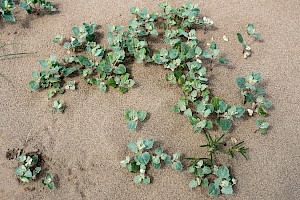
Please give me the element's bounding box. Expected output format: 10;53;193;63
51;99;64;113
124;109;147;130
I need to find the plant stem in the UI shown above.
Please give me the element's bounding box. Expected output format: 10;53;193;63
0;52;35;58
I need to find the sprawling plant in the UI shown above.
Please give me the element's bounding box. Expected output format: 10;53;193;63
121;139;183;184
0;0;15;22
28;1;272;196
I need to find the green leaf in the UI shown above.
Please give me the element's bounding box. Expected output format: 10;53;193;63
143;139;154;149
127;141;138;153
219;118;232;132
142;176;150;185
14;166;26;176
237;33;244;43
168;49;179;59
127;120;137;130
77;55;92;66
257;107;267;116
221;185;233;194
24;170;33;178
247;23;255;35
127;161;140;173
113;64;126;75
64;67;77;76
236;77;246;89
137;110;147;121
189;180;199;188
219;57;229;64
72;27;80;36
172;161;183;171
135;152;151;165
48;182;54;190
133;175;142;183
209;183;220;196
216;166;230;179
29;81;39;91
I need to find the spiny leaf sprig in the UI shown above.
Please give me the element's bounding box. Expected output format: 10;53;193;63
0;0;56;23
121;139;183;184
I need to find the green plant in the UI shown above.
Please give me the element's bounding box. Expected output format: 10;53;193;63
188;160;236;196
236;72;272;117
247;23;262;38
28;1;272;196
51;99;64;113
237;33;252;58
124;109;147;130
255;118;269;135
42;172;54;190
237;23;262;58
0;0;15;22
208;165;236;196
14;154;41;183
20;0;56;14
121;139;183;184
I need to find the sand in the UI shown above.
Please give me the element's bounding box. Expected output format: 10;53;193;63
0;0;299;199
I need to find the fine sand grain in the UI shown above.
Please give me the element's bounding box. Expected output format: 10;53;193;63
0;0;299;199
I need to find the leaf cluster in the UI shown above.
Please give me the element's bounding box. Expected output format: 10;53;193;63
188;160;236;196
124;109;147;130
0;0;15;22
236;72;271;117
14;154;41;183
42;172;54;190
20;0;56;14
51;99;64;113
121;139;183;184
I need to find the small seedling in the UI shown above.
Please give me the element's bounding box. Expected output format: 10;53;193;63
0;0;15;22
124;109;147;130
237;33;252;58
20;0;56;14
247;23;262;38
51;99;64;113
42;172;54;190
121;139;183;184
14;154;41;183
255;118;269;135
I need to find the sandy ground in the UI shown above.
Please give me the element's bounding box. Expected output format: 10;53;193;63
0;0;299;199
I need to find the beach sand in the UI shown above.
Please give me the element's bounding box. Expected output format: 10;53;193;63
0;0;299;199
